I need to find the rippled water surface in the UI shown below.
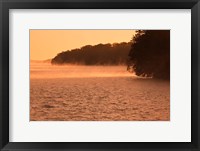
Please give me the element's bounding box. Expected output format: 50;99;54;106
30;62;170;121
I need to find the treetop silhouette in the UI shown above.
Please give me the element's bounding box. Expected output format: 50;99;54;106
51;42;131;65
127;30;170;80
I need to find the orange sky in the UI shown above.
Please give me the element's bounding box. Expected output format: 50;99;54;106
30;30;135;60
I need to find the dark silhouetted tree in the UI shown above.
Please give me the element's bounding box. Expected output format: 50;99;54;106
51;42;131;65
127;30;170;79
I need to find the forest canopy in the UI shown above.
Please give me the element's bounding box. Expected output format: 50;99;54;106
51;30;170;80
127;30;170;80
51;42;131;65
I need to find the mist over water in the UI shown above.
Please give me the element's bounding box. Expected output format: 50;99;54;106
30;62;170;121
31;62;133;79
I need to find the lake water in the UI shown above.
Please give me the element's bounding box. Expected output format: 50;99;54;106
30;62;170;121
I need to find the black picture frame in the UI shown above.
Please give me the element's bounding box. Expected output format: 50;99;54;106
0;0;200;150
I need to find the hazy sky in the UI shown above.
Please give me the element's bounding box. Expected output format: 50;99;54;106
30;30;135;60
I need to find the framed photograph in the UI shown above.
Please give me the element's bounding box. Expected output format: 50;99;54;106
0;0;200;150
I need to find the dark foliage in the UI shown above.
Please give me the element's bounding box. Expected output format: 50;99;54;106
127;30;170;80
51;42;131;65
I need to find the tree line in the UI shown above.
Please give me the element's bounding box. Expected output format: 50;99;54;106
51;42;131;65
51;30;170;79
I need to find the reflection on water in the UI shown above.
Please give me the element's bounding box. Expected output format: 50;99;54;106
30;62;170;121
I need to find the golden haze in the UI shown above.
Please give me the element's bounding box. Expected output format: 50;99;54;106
30;30;135;60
